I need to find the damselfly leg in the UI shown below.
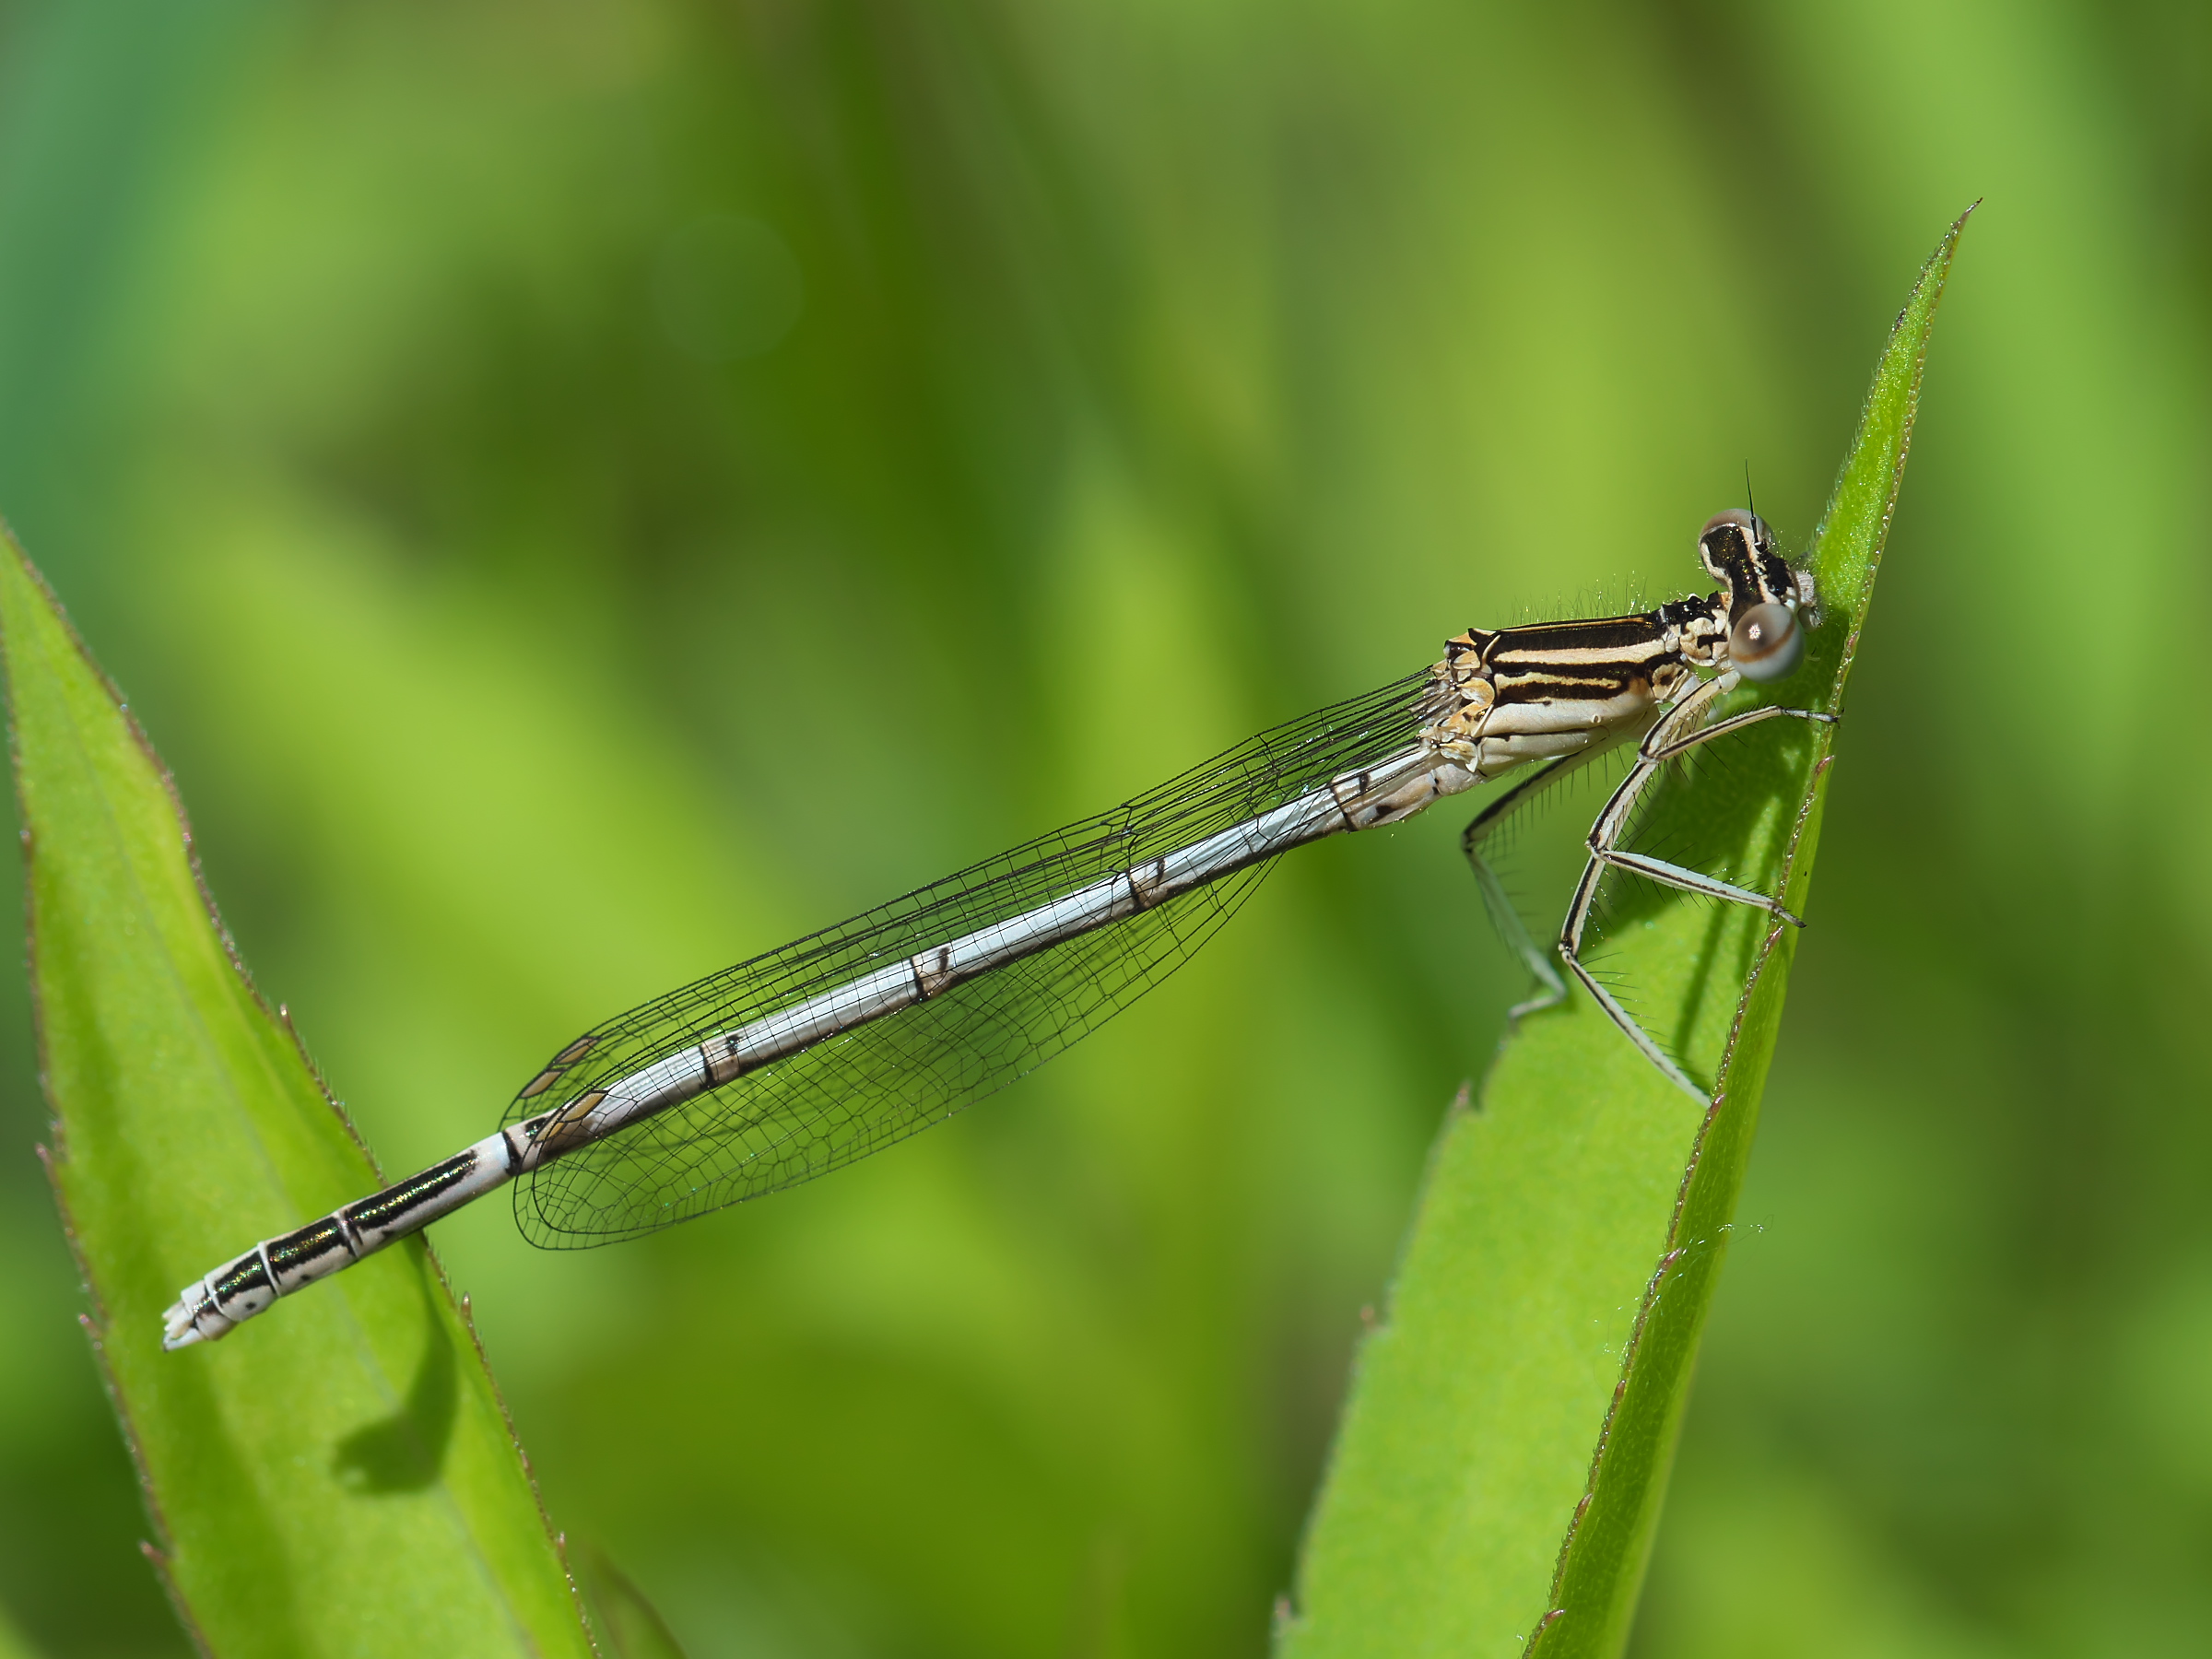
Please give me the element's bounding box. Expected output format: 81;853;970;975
1550;673;1839;1100
1462;747;1616;1022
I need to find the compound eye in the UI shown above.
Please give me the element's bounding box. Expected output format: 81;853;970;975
1701;507;1773;553
1729;602;1802;682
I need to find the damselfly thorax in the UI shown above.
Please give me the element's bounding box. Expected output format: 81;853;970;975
163;510;1830;1349
1427;508;1809;771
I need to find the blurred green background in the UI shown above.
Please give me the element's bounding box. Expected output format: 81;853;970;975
0;1;2203;1654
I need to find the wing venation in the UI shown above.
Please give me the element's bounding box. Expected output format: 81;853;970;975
507;670;1436;1248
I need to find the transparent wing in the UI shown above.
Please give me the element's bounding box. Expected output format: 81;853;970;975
505;669;1435;1248
1463;741;1636;994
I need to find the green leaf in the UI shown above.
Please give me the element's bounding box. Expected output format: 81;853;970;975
1278;207;1973;1659
0;534;594;1657
577;1548;692;1659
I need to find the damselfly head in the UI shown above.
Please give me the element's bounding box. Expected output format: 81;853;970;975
1700;508;1810;682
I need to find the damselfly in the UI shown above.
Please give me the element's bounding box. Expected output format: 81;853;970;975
163;510;1830;1349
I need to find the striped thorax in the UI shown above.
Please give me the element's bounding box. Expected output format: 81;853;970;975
1420;509;1813;775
